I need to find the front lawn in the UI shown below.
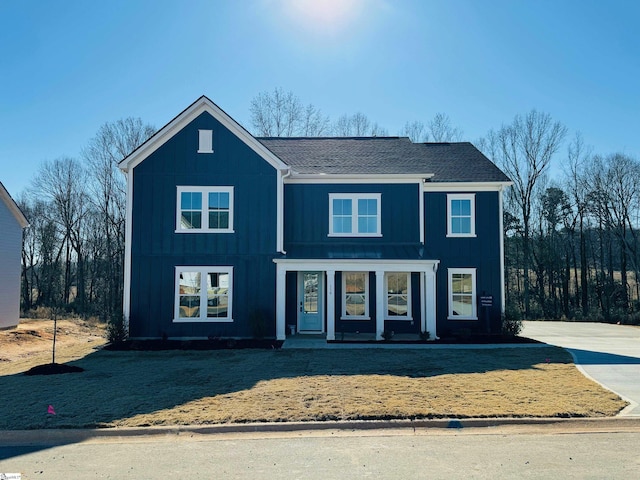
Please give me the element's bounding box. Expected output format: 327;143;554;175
0;346;627;429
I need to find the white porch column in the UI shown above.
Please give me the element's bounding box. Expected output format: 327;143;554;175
425;267;437;340
276;265;287;340
420;272;426;334
375;270;385;340
326;270;336;341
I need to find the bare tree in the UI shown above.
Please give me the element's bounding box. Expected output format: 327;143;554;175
401;120;428;142
492;110;568;318
250;88;304;136
301;103;330;136
83;118;154;320
428;113;463;142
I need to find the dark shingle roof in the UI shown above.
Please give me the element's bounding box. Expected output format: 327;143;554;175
257;137;510;183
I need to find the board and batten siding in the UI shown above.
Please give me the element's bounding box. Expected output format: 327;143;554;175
0;198;24;329
129;111;279;338
424;190;503;334
284;182;421;247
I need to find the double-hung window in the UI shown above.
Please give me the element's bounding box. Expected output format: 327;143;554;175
329;193;381;237
447;193;475;237
342;272;369;319
448;268;477;320
174;266;233;322
176;186;234;233
385;272;411;319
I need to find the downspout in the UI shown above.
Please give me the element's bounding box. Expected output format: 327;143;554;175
499;185;506;316
277;167;291;254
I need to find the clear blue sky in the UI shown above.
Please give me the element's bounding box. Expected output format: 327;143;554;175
1;0;638;197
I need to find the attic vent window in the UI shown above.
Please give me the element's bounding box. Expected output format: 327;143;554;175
198;130;213;153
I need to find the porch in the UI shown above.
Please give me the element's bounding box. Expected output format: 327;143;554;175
274;258;439;342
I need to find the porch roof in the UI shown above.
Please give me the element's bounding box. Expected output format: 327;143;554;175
280;244;428;260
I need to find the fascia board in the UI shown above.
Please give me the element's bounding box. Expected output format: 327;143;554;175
286;173;434;184
0;182;28;228
423;181;513;192
118;96;289;172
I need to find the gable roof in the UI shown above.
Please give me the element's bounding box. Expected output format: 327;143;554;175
258;137;510;183
118;95;288;172
0;181;28;228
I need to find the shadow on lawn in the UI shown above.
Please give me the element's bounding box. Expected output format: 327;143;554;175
0;346;572;433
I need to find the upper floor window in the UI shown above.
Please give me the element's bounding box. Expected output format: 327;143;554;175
386;272;411;320
174;266;233;322
329;193;381;237
176;186;234;233
198;129;213;153
448;268;477;320
447;193;476;237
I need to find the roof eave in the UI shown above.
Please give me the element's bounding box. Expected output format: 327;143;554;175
118;96;289;173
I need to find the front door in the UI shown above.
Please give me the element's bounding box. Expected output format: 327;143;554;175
298;271;324;332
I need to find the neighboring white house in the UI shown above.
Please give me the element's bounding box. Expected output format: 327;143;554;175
0;182;28;329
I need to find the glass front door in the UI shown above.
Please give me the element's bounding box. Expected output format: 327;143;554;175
298;272;324;332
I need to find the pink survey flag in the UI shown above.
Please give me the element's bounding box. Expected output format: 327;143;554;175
48;405;56;415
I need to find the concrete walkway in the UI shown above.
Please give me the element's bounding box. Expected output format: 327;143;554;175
521;321;640;416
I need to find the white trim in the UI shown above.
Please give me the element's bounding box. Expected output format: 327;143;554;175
448;268;477;320
499;186;506;314
175;186;234;233
326;270;336;341
424;182;512;192
276;169;291;253
418;180;425;244
123;168;133;330
447;193;476;238
384;272;412;320
118;96;288;172
375;271;385;340
286;174;434;184
341;271;370;320
197;129;213;153
274;258;439;271
173;266;233;323
329;193;381;237
0;182;28;228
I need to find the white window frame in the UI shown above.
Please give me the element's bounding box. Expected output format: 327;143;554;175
176;186;234;233
174;266;233;323
448;268;477;320
341;271;370;320
447;193;476;237
385;272;412;320
198;129;213;153
328;193;382;237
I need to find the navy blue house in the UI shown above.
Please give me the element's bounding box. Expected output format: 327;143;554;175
118;96;511;341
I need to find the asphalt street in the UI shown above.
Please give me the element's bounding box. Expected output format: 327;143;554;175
2;422;640;479
521;321;640;415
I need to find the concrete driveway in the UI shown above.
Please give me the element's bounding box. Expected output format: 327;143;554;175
521;321;640;416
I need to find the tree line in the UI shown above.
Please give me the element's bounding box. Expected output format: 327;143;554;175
16;88;640;325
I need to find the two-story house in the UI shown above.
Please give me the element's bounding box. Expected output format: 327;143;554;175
118;96;511;342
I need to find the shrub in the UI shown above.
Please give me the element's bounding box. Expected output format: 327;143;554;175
381;330;394;341
107;313;128;344
502;305;523;337
419;330;431;341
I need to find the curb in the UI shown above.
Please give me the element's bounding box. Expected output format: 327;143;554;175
2;417;640;446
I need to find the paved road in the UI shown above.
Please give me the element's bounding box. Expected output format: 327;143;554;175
521;321;640;416
1;424;640;479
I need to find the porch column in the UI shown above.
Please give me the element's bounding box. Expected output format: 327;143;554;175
375;270;385;340
326;270;336;341
276;264;286;340
420;272;426;334
425;267;437;339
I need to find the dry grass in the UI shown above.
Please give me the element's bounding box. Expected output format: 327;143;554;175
0;334;627;429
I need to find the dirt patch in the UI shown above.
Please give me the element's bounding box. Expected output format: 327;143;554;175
0;317;106;375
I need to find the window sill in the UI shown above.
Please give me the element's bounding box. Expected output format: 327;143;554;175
173;318;234;323
175;229;235;234
197;149;214;154
328;233;382;238
446;233;477;238
447;316;478;321
385;317;413;321
340;316;371;321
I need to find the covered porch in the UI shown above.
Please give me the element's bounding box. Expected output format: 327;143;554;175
274;259;439;341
